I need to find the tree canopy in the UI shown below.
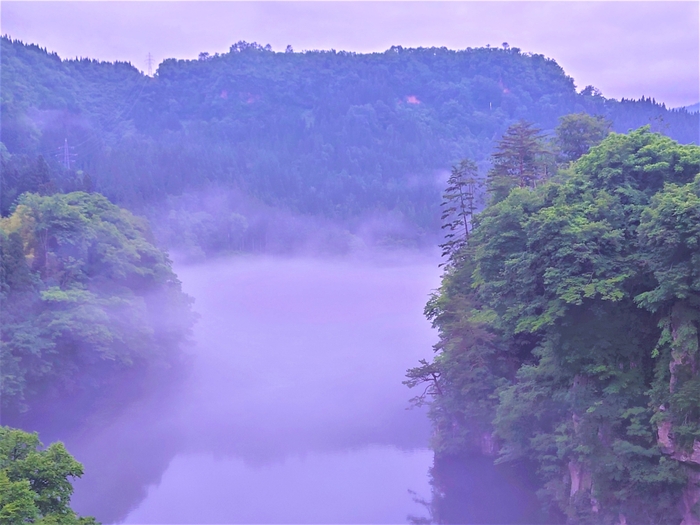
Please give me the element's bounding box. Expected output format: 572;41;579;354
0;191;195;415
439;159;480;262
409;127;700;523
0;426;97;524
555;112;612;162
2;36;697;253
486;120;550;202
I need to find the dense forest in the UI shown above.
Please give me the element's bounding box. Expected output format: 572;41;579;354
2;36;698;256
0;191;194;521
1;36;699;522
0;191;195;417
408;123;700;523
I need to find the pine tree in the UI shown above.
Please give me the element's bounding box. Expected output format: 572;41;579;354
486;121;547;203
30;155;53;195
439;159;479;264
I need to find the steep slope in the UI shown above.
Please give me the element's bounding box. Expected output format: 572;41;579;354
2;37;697;249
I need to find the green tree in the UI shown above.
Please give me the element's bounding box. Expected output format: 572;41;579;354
2;36;697;254
486;121;549;203
439;159;480;264
555;112;611;162
0;426;97;524
410;127;700;523
0;192;195;413
30;156;53;195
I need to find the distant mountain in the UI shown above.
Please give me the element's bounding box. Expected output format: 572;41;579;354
1;36;698;252
683;102;700;113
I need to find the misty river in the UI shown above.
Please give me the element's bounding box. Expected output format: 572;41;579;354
67;252;441;523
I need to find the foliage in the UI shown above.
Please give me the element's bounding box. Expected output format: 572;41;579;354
438;159;480;263
486;120;551;202
0;192;195;414
0;426;97;524
409;127;700;523
1;37;698;253
554;113;612;162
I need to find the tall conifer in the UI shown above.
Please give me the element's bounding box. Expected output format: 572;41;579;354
439;159;479;264
486;121;547;202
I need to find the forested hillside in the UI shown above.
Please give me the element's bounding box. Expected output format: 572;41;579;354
0;192;195;420
2;37;697;254
0;190;193;521
3;31;700;525
408;126;700;524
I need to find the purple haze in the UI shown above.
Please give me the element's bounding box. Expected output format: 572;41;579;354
63;252;440;523
1;1;698;107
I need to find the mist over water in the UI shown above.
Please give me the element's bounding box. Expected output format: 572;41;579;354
65;252;440;523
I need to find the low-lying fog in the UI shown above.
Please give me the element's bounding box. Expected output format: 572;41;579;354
67;252;441;523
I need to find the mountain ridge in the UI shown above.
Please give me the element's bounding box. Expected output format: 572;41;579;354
1;36;698;252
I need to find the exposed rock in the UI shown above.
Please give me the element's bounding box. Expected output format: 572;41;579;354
657;419;700;465
669;303;698;394
568;460;591;498
680;469;700;525
658;419;700;523
677;442;700;466
658;420;675;455
572;413;581;433
480;431;498;456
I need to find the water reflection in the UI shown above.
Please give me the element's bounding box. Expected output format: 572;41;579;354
64;253;440;522
425;454;557;524
127;447;433;524
5;253;560;523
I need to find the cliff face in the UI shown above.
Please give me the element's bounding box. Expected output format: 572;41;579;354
656;304;700;525
413;129;700;523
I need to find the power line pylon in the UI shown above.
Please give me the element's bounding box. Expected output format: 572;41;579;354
146;53;154;76
58;138;76;169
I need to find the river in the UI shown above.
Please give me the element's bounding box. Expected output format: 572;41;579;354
67;252;441;523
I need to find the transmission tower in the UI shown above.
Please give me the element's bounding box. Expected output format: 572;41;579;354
146;52;154;76
58;138;76;169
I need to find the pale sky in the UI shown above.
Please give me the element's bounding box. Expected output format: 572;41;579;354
1;1;698;108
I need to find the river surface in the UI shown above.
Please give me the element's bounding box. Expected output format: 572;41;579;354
67;253;441;523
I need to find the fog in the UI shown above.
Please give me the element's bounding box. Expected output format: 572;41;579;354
60;252;440;523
